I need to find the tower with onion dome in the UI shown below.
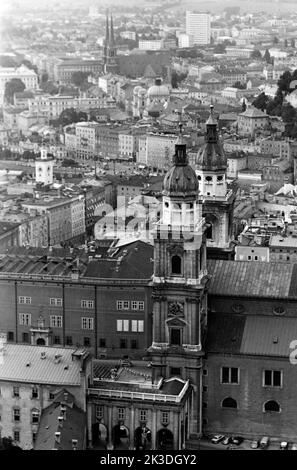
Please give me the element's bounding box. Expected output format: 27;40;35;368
196;105;235;259
148;124;209;444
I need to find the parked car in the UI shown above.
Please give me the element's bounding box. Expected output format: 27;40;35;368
231;436;244;445
280;441;288;450
211;435;225;444
291;443;297;450
250;440;259;449
222;436;232;445
260;436;270;449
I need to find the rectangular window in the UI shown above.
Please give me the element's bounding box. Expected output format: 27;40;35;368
8;331;14;341
31;386;38;399
117;319;129;332
84;337;91;347
170;367;181;376
264;370;282;387
117;300;130;310
13;431;20;442
49;392;55;400
221;367;239;384
66;336;73;346
81;317;94;330
99;338;106;348
18;296;31;304
19;313;31;326
131;339;138;349
161;411;169;425
120;338;127;349
53;336;60;345
131;320;144;332
81;300;94;309
118;408;125;421
13;387;20;398
95;405;103;420
13;408;20;422
50;315;63;328
131;301;144;310
50;298;62;307
22;332;29;343
32;410;39;424
140;409;147;422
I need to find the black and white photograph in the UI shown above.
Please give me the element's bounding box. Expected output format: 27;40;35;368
0;0;297;458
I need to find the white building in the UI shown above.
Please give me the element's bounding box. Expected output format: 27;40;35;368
186;11;211;45
35;147;55;185
0;66;38;105
28;95;106;119
178;34;193;48
0;341;90;449
138;39;163;51
137;133;177;170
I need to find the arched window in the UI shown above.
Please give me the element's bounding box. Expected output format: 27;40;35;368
264;400;280;413
171;255;182;275
222;397;238;409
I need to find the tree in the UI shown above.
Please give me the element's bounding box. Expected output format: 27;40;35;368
242;100;247;112
252;92;270;111
214;43;226;54
4;78;25;104
40;72;49;84
278;70;293;95
264;48;271;63
58;108;87;126
40;80;59;95
281;103;296;123
251;49;262;60
0;436;22;451
71;71;90;88
61;158;79;167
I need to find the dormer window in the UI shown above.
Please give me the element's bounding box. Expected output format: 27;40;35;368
171;255;182;275
205;176;212;183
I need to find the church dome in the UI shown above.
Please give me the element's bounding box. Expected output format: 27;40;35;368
148;78;170;99
163;134;198;198
196;105;227;172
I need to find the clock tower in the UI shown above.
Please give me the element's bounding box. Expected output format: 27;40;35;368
148;127;210;438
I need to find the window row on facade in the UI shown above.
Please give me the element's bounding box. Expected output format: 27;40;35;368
206;397;281;413
221;367;282;387
95;405;170;425
18;297;145;311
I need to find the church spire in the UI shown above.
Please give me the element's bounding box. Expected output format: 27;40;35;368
205;104;218;144
105;10;109;44
110;13;115;45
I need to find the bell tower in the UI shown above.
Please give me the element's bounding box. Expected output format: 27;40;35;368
196;105;235;259
148;125;209;438
103;11;118;74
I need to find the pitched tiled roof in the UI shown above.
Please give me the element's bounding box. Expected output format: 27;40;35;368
35;399;86;450
206;313;297;358
0;344;85;385
240;316;297;357
207;260;294;299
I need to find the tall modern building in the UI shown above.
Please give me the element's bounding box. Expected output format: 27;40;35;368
186;11;211;45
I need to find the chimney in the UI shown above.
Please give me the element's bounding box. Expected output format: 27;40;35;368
40;352;46;360
60;405;67;418
58;416;64;428
63;392;68;402
55;432;61;444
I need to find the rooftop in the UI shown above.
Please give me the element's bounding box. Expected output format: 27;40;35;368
207;313;297;358
0;344;88;385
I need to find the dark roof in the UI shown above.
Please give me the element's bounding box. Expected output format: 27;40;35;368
206;313;246;354
83;240;154;280
206;313;297;358
207;260;295;299
0;221;20;236
34;397;86;450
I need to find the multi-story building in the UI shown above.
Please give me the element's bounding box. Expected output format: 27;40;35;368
28;95;106;120
0;66;38;105
53;59;102;85
138;39;163;51
137;132;177;171
22;194;85;245
237;107;269;136
225;47;254;58
260;139;291;160
186;11;211;45
0;341;90;449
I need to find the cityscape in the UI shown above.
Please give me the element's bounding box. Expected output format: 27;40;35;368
0;0;297;453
